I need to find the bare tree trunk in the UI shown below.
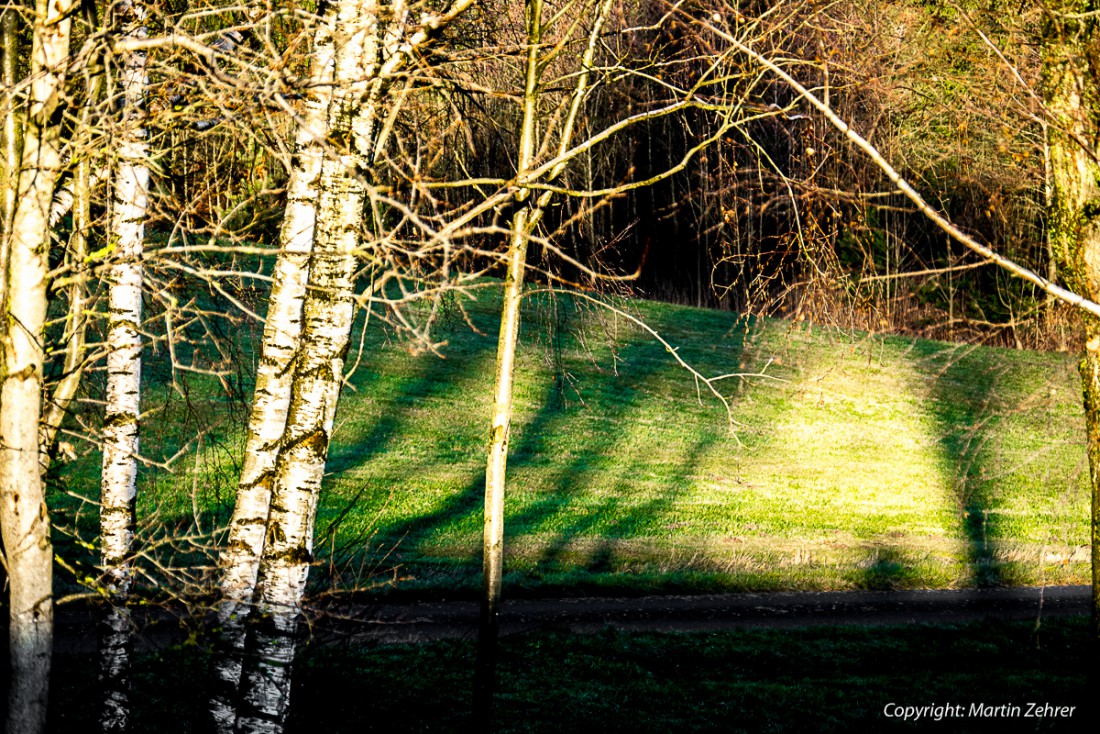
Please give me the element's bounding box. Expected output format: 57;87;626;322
41;0;103;466
97;6;150;731
210;11;338;730
0;4;21;318
231;2;380;730
218;4;476;730
0;2;79;733
40;154;95;465
474;1;612;724
474;0;543;725
1042;120;1058;318
1042;6;1100;644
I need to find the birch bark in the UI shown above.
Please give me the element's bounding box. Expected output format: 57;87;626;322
233;5;379;729
40;156;95;466
41;2;104;467
211;13;339;728
97;6;151;729
0;6;17;237
0;2;78;733
0;5;20;345
217;0;479;632
220;4;477;729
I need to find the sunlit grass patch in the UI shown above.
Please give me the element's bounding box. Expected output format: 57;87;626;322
53;284;1091;597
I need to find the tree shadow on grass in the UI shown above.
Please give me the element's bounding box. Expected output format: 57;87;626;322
904;340;1006;587
317;290;754;596
484;293;747;591
312;324;500;589
861;545;925;590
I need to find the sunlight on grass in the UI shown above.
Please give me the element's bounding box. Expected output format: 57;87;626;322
51;284;1091;598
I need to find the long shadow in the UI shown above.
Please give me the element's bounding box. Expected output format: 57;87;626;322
345;294;602;587
488;293;749;589
904;339;1006;587
321;290;755;596
310;311;501;586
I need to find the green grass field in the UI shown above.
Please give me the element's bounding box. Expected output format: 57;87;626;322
54;283;1092;598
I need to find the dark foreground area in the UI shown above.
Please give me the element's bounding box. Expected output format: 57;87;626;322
28;611;1092;733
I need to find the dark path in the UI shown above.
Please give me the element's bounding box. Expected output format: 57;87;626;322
52;585;1089;652
314;585;1089;644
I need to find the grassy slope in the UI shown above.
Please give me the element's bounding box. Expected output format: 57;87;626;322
57;284;1091;597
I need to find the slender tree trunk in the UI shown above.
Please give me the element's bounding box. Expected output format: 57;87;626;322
0;2;79;733
473;1;611;724
1042;6;1100;644
40;154;95;465
474;1;543;725
41;0;103;465
0;4;21;321
1042;120;1058;318
98;6;150;731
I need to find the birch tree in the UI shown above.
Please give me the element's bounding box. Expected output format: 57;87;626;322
97;3;151;729
0;3;17;239
220;2;475;730
0;0;21;386
40;0;104;468
209;7;340;727
0;1;79;733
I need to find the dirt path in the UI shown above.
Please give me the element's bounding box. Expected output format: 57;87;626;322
52;585;1089;652
313;585;1089;644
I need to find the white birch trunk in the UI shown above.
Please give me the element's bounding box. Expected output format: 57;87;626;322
1041;9;1100;644
40;158;94;466
0;6;21;361
232;127;373;734
98;6;149;731
210;10;341;733
230;3;379;730
0;3;78;733
0;6;18;236
41;53;105;467
216;0;479;636
221;3;477;730
216;23;336;629
235;147;367;732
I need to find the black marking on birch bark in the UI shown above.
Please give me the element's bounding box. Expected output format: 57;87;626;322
280;427;329;459
7;363;37;381
266;522;287;547
226;536;259;553
103;412;138;428
242;473;275;495
270;545;313;564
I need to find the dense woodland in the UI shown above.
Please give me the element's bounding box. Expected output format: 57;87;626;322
2;0;1100;732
